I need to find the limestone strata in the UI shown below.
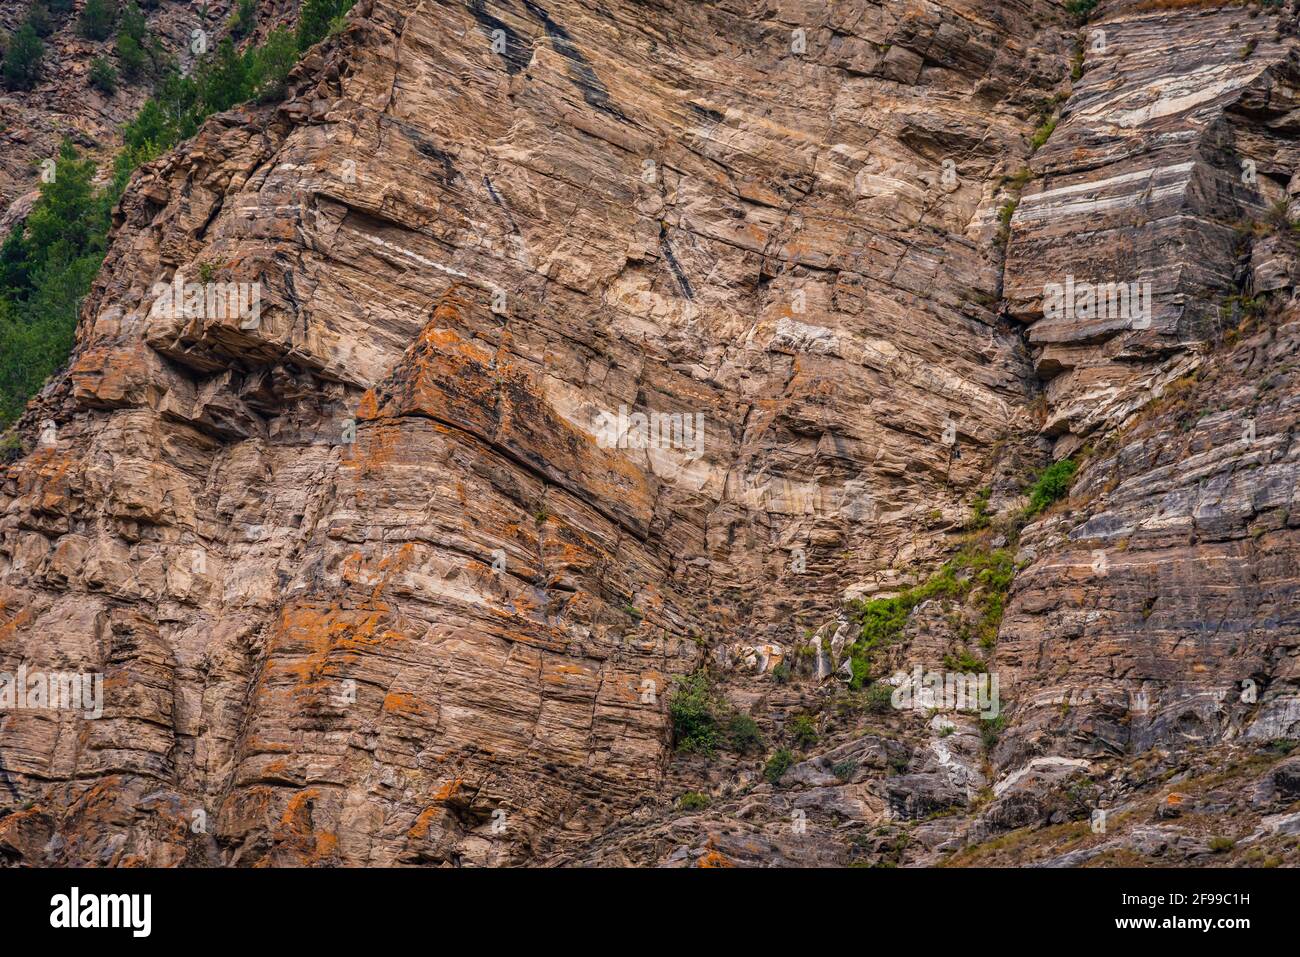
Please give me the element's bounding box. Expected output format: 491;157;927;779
1004;5;1299;453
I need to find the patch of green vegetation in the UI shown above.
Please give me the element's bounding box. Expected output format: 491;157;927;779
296;0;354;52
229;0;257;39
1024;458;1078;517
996;198;1018;246
967;486;992;530
725;712;764;754
1209;836;1236;853
1260;198;1295;234
865;681;894;713
832;760;856;782
994;167;1032;247
1065;0;1099;20
943;647;985;672
763;748;794;785
789;714;818;749
1029;115;1058;152
89;55;117;94
115;2;151;84
845;545;1017;685
2;21;45;91
999;167;1033;192
0;140;109;427
1221;294;1267;334
979;712;1007;752
669;672;767;759
677;791;710;811
669;671;720;755
77;0;118;41
25;3;56;38
0;433;22;464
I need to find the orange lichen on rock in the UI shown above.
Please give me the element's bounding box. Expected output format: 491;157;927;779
383;691;425;714
697;848;734;868
270;600;404;701
432;778;463;802
0;605;34;644
271;787;339;865
407;805;440;840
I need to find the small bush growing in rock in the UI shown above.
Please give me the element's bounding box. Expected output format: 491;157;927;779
725;712;764;754
980;713;1008;752
77;0;118;41
89;56;117;94
866;682;894;713
2;22;44;90
1024;458;1077;517
943;647;984;673
789;714;818;749
669;671;719;755
764;749;793;785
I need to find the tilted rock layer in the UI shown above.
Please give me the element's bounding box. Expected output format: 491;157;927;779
0;0;1298;867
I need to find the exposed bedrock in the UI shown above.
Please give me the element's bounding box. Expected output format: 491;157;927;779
1;0;1298;867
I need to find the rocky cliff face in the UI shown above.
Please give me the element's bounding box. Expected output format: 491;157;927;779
1;0;1298;867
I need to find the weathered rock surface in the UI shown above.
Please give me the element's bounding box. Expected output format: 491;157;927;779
2;0;1299;868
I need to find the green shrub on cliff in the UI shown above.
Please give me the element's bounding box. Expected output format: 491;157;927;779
763;749;794;785
2;22;44;91
296;0;354;52
1024;458;1078;517
669;672;719;754
89;56;117;93
77;0;118;41
0;141;108;426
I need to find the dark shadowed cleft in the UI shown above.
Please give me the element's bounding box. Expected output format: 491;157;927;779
387;118;458;185
523;0;631;122
688;102;725;124
658;223;695;300
467;0;533;75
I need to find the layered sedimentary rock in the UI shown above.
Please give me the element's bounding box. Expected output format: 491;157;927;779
1005;3;1298;451
1;0;1299;868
